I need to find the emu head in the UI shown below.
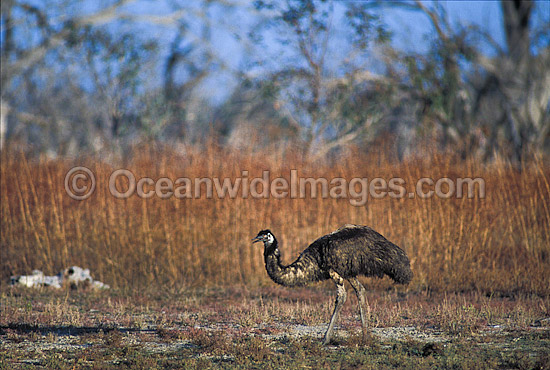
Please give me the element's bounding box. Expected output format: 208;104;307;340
252;229;275;247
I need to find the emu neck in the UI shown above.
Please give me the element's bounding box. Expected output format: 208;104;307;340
263;240;321;287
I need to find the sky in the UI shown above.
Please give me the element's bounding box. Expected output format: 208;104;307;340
196;0;547;102
383;1;505;53
190;0;518;102
3;0;548;103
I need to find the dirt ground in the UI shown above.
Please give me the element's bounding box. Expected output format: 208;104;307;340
1;286;549;369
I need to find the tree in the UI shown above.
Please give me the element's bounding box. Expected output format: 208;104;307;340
0;0;238;155
250;0;391;159
368;0;549;162
1;0;151;155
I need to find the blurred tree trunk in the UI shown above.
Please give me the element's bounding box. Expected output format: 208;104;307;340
500;0;535;163
502;0;533;67
1;1;13;150
0;100;8;150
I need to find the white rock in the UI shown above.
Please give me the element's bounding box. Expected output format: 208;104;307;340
10;266;109;290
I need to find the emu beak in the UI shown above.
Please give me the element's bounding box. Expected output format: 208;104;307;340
252;236;262;244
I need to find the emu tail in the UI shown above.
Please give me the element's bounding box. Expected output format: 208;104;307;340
385;246;413;285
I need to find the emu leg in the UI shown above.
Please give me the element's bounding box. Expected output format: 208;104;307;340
349;277;369;341
323;271;347;345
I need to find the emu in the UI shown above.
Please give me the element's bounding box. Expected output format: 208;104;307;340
252;224;412;344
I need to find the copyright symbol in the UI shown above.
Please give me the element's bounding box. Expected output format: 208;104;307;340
64;166;96;200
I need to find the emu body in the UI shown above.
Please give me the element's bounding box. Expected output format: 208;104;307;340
252;224;412;344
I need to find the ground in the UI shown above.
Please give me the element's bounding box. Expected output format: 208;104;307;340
1;286;549;369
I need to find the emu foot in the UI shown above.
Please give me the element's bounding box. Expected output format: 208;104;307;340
322;331;336;345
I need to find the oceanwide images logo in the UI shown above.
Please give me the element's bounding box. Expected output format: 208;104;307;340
65;167;485;205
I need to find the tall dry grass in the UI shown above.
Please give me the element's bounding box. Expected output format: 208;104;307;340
1;143;549;294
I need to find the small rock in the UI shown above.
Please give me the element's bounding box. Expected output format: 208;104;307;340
10;266;109;290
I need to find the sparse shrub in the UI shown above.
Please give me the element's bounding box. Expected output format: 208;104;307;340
189;328;229;354
104;329;123;347
233;336;273;363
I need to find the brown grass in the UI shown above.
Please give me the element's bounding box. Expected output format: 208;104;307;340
1;287;549;369
1;143;549;294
